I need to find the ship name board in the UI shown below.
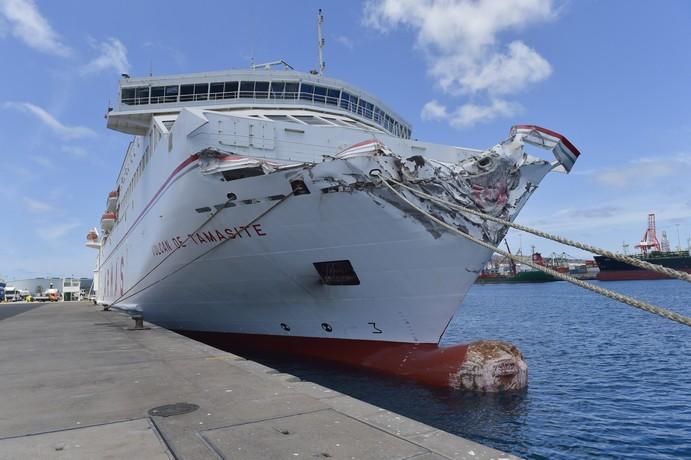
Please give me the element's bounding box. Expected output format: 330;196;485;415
152;224;267;257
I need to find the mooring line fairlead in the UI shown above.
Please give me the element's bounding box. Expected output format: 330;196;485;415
381;178;691;328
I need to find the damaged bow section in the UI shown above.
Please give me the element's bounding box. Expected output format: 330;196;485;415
298;125;580;245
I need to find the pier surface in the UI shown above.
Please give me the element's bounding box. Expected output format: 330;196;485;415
0;301;515;460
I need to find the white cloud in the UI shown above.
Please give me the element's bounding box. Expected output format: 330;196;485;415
336;35;354;50
420;100;448;121
30;155;54;169
364;0;555;127
3;102;95;139
593;154;691;187
61;145;88;157
81;37;129;75
450;99;521;127
421;98;520;127
39;221;79;241
23;196;52;213
0;0;71;56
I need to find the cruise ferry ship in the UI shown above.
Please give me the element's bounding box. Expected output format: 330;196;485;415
88;62;580;389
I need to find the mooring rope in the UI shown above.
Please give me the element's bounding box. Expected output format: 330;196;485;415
381;178;691;328
388;177;691;284
109;191;294;306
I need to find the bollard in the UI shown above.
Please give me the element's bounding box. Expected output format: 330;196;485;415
128;314;150;331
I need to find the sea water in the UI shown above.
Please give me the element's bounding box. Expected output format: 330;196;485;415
243;280;691;459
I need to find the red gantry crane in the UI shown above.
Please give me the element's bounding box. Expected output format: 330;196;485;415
635;213;661;255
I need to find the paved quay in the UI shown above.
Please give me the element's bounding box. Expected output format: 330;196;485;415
0;301;516;460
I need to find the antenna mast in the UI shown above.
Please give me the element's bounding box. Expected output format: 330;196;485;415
317;9;325;75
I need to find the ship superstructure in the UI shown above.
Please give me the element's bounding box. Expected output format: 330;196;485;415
87;63;580;388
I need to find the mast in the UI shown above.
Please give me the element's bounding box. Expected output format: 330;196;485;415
317;9;325;75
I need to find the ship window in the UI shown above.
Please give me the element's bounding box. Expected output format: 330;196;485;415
313;86;327;103
313;260;360;286
210;82;224;99
270;81;285;99
239;81;254;98
255;81;269;98
121;88;135;105
321;117;348;126
293;115;330;126
180;84;194;102
265;115;295;123
224;81;238;98
340;92;351;110
326;88;340;105
194;83;209;101
150;86;164;103
364;102;374;119
164;85;178;103
300;83;314;102
162;120;175;131
221;166;264;181
135;87;150;105
284;82;299;99
349;96;359;113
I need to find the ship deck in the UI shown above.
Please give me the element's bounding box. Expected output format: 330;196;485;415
0;301;513;459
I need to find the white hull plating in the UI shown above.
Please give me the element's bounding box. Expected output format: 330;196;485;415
96;89;578;346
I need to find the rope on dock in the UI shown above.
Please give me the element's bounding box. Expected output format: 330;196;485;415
387;177;691;284
381;178;691;328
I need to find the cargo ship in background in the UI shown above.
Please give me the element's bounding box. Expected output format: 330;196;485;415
595;213;691;281
476;243;560;283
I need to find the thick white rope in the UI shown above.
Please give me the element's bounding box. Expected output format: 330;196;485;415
381;179;691;327
388;177;691;283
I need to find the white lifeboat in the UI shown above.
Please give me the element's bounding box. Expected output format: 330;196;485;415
106;190;118;212
101;212;116;232
85;228;100;249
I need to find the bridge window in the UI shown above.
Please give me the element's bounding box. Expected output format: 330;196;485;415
194;83;208;101
326;88;340;105
239;81;254;98
313;86;327;103
270;81;284;98
224;81;238;98
300;83;314;102
210;82;224;99
135;87;150;105
164;85;178;103
285;82;299;99
255;81;269;98
180;84;194;102
150;86;164;103
121;88;135;105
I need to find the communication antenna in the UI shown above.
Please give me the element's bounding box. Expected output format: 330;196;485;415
317;9;325;75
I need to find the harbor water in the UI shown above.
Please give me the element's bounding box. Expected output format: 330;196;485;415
234;280;691;459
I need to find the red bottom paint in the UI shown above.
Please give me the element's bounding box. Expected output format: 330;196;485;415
597;269;691;281
177;331;471;388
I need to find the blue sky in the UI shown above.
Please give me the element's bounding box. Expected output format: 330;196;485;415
1;0;691;279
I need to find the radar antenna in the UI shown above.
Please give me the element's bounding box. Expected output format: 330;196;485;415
317;9;325;75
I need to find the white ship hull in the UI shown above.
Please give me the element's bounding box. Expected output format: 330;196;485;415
91;68;580;388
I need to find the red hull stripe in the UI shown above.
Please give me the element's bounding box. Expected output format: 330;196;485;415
178;330;470;388
597;269;691;281
513;124;581;157
101;154;200;266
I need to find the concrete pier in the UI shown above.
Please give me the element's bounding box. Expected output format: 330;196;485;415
0;302;516;460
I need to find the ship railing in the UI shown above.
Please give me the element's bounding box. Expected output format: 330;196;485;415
121;89;409;139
